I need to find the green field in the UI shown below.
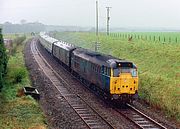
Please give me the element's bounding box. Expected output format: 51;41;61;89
54;32;180;122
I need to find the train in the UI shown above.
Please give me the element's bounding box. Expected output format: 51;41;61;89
39;32;138;102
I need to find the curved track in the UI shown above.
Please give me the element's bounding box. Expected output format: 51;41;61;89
31;38;115;129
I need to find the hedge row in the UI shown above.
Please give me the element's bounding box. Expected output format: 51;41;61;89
0;28;8;90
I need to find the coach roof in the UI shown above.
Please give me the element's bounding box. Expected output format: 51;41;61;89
54;41;76;51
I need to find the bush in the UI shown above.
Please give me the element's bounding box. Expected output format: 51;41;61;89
10;35;26;56
12;67;27;83
14;35;26;46
0;28;8;90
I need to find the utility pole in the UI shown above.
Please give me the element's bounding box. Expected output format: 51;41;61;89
95;0;99;52
96;0;99;37
106;7;111;36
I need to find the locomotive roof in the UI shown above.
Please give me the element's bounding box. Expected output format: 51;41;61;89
54;41;76;51
73;48;132;68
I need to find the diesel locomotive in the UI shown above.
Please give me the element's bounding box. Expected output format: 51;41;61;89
39;32;138;102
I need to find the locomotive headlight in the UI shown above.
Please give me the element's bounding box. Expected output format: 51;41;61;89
131;69;137;77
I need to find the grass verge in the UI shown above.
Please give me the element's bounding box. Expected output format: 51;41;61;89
0;35;47;129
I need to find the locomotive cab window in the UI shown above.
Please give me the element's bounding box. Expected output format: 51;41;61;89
113;68;120;77
113;62;137;77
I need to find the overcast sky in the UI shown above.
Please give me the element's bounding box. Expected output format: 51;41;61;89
1;0;180;28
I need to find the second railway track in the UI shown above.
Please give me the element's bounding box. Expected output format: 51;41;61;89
115;103;167;129
30;38;115;129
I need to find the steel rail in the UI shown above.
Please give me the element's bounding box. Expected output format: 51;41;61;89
115;103;167;129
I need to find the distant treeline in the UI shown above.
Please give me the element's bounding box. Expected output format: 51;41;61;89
0;22;94;34
1;22;46;33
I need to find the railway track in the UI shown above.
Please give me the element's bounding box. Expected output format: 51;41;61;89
116;103;167;129
30;38;115;129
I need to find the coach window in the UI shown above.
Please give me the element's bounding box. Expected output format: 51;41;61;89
77;57;79;62
59;49;61;56
101;65;104;74
96;65;98;72
84;63;86;73
98;66;100;73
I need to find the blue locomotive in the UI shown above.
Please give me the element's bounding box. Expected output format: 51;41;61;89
39;32;138;102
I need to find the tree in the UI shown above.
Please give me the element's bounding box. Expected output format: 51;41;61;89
0;28;8;90
20;19;27;24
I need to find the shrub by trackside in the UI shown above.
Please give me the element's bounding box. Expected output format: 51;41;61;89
13;35;26;46
12;67;27;83
11;35;26;56
0;28;8;90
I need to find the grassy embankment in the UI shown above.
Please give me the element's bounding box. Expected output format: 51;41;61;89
54;32;180;122
0;34;47;129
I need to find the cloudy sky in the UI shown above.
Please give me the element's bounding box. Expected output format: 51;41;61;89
1;0;180;28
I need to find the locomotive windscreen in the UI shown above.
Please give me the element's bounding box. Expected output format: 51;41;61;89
116;62;133;68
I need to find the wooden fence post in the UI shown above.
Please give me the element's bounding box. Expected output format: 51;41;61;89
169;37;171;43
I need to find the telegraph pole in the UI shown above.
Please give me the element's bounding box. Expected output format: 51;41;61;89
96;0;99;37
95;0;99;52
106;7;111;36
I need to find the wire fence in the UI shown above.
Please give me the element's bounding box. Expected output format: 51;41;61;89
107;33;179;43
